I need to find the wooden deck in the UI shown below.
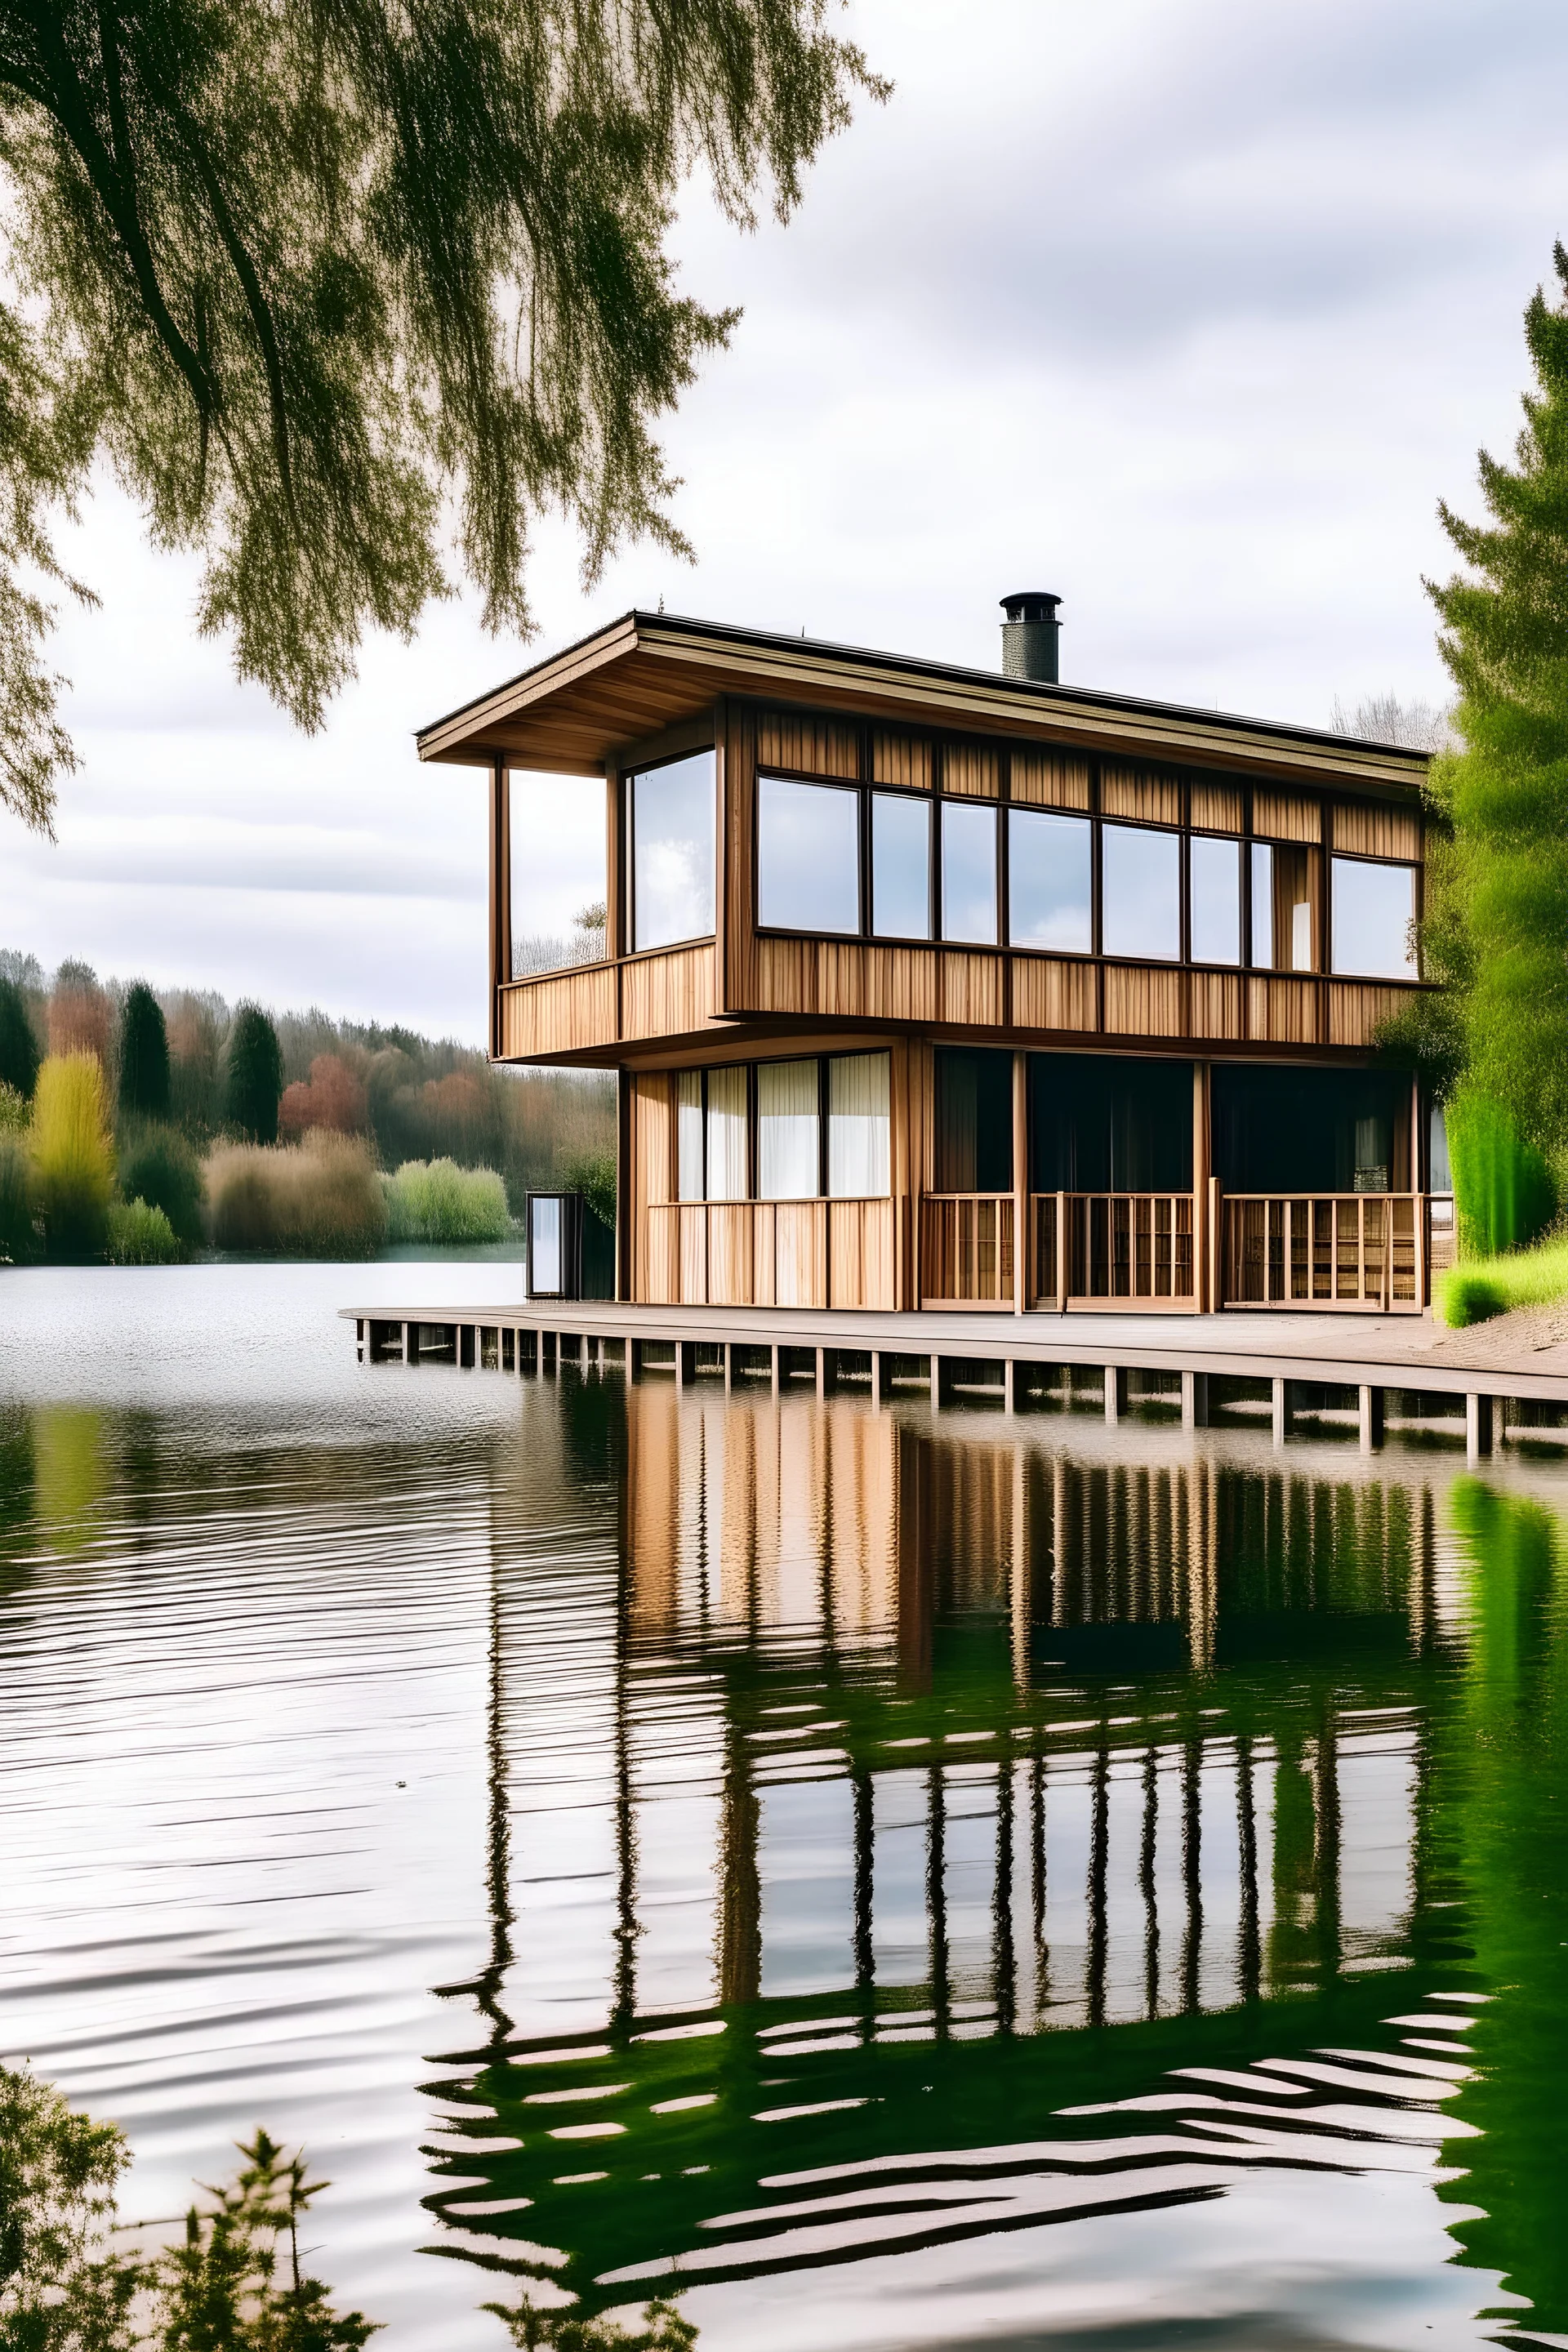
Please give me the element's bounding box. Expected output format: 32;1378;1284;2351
341;1297;1568;1450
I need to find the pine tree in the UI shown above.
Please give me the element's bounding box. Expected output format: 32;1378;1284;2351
118;981;171;1120
0;973;39;1098
225;1005;283;1145
1427;241;1568;1235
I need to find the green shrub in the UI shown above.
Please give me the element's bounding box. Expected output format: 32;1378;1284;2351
225;1002;283;1143
118;979;171;1119
0;1130;35;1263
0;1079;29;1132
1447;1091;1558;1257
120;1120;205;1245
107;1197;181;1265
206;1131;386;1257
559;1147;617;1232
382;1156;512;1243
1436;1233;1568;1327
0;972;40;1098
30;1053;115;1258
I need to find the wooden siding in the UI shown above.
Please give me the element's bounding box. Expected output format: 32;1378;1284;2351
1102;764;1182;826
621;942;715;1040
1253;787;1321;844
1190;969;1245;1040
1191;777;1244;832
942;741;1001;798
871;729;933;790
1329;982;1409;1049
498;962;615;1058
1334;801;1422;860
1248;975;1320;1044
1104;963;1186;1038
756;708;859;777
1012;956;1097;1034
1010;746;1091;809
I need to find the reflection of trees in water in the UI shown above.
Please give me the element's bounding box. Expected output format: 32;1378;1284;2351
426;1381;1486;2318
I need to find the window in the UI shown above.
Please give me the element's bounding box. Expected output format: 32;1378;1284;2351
1008;808;1091;951
871;793;931;938
1189;835;1241;965
509;770;607;975
676;1071;704;1201
934;1048;1012;1191
942;801;998;944
629;751;715;951
705;1065;748;1201
758;775;860;933
1250;842;1315;971
1332;857;1416;978
1102;824;1179;961
757;1058;820;1199
827;1053;890;1197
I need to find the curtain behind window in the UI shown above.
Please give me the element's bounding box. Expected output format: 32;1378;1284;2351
705;1065;748;1201
757;1058;820;1198
827;1053;890;1197
676;1071;704;1200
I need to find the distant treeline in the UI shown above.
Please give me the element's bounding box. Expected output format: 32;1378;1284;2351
0;949;614;1209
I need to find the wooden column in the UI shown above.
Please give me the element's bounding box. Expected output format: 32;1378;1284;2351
1192;1062;1211;1313
1359;1385;1384;1450
488;757;509;1061
1467;1392;1494;1459
1013;1049;1029;1314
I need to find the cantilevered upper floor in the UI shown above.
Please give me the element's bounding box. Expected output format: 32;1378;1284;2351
419;604;1432;1071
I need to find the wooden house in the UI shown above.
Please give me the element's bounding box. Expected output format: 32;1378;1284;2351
418;601;1441;1316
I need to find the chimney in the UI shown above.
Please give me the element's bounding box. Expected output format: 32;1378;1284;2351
1000;590;1062;684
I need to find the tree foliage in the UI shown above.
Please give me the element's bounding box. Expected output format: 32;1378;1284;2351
0;2057;139;2350
0;971;40;1097
0;1;883;830
224;1004;283;1143
118;980;171;1120
1427;243;1568;1174
30;1047;115;1255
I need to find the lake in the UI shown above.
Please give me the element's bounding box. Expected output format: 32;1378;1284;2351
1;1263;1564;2350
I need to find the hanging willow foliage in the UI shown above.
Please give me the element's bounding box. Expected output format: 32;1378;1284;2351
0;2;884;831
1428;242;1568;1179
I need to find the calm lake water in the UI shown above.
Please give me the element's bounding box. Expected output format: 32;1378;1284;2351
2;1265;1566;2350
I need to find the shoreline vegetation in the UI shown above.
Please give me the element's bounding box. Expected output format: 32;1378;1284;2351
0;952;613;1269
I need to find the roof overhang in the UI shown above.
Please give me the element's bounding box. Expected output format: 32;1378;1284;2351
416;611;1430;798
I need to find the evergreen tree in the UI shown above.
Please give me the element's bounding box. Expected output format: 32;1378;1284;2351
118;981;170;1120
225;1004;283;1145
0;5;882;832
0;972;39;1098
1426;242;1568;1231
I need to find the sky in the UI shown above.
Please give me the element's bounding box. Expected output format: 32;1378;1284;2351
3;0;1566;1045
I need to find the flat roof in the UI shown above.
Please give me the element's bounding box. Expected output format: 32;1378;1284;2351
416;609;1430;795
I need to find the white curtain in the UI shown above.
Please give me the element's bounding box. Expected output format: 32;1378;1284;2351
828;1052;891;1198
676;1071;704;1200
705;1065;748;1201
757;1058;820;1199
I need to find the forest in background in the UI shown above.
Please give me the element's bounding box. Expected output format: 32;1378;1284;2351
0;949;615;1212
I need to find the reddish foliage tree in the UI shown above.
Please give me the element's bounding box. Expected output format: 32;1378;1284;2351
278;1053;368;1137
48;979;110;1066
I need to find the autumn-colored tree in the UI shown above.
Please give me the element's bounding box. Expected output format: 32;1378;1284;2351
278;1052;368;1138
47;960;109;1065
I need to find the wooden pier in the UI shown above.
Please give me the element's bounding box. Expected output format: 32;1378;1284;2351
344;1298;1568;1459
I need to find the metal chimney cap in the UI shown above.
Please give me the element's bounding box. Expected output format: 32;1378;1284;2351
1000;591;1062;625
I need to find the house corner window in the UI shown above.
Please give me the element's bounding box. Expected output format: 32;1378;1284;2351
509;768;608;976
629;751;715;951
1331;856;1417;978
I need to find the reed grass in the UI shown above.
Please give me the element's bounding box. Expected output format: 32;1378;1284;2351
206;1131;385;1257
382;1157;512;1244
1436;1234;1568;1327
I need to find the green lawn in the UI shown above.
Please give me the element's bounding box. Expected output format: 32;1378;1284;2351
1436;1234;1568;1327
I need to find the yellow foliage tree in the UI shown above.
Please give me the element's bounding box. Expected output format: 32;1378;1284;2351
30;1053;115;1258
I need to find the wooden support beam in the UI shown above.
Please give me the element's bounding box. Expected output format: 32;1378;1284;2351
770;1343;780;1398
1004;1358;1017;1414
1467;1392;1494;1459
679;1339;697;1386
816;1347;827;1400
1272;1376;1291;1444
724;1341;734;1392
1104;1367;1127;1425
871;1348;884;1405
1358;1384;1383;1450
1182;1370;1209;1428
931;1352;944;1406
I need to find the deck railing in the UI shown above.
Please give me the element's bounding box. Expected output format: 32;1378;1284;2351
920;1193;1014;1307
1030;1192;1196;1310
1219;1192;1422;1312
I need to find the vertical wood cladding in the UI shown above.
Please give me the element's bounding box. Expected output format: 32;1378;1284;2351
1190;777;1244;833
755;708;860;777
942;741;1001;798
1101;764;1183;826
871;730;933;789
1252;787;1321;844
1333;801;1421;860
1010;747;1092;808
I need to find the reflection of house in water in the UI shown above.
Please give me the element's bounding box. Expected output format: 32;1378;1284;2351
430;1384;1463;2310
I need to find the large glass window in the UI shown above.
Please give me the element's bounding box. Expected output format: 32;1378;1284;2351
941;801;998;945
705;1065;748;1201
757;1058;820;1199
827;1053;890;1197
1332;857;1417;978
676;1071;704;1201
934;1047;1013;1191
758;775;860;934
1189;835;1241;965
629;751;715;951
1008;808;1092;951
510;770;608;975
871;793;931;938
1102;823;1179;961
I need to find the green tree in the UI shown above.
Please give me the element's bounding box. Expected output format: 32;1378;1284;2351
30;1049;115;1256
0;970;40;1098
120;1120;204;1245
0;2059;140;2348
1428;242;1568;1188
152;2127;376;2352
0;4;882;832
225;1004;283;1144
118;979;171;1120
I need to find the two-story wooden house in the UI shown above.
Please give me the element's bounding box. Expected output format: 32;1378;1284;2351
418;602;1438;1317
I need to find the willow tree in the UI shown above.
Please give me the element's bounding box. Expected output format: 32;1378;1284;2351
0;2;881;831
1425;243;1568;1241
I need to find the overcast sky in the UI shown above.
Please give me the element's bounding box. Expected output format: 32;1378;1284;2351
2;0;1565;1045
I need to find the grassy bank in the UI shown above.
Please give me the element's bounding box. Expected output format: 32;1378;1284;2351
1437;1235;1568;1328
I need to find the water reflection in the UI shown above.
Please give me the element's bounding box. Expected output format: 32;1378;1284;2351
426;1379;1512;2346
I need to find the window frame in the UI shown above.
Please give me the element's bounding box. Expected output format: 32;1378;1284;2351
1327;849;1421;982
623;746;718;959
669;1049;892;1202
